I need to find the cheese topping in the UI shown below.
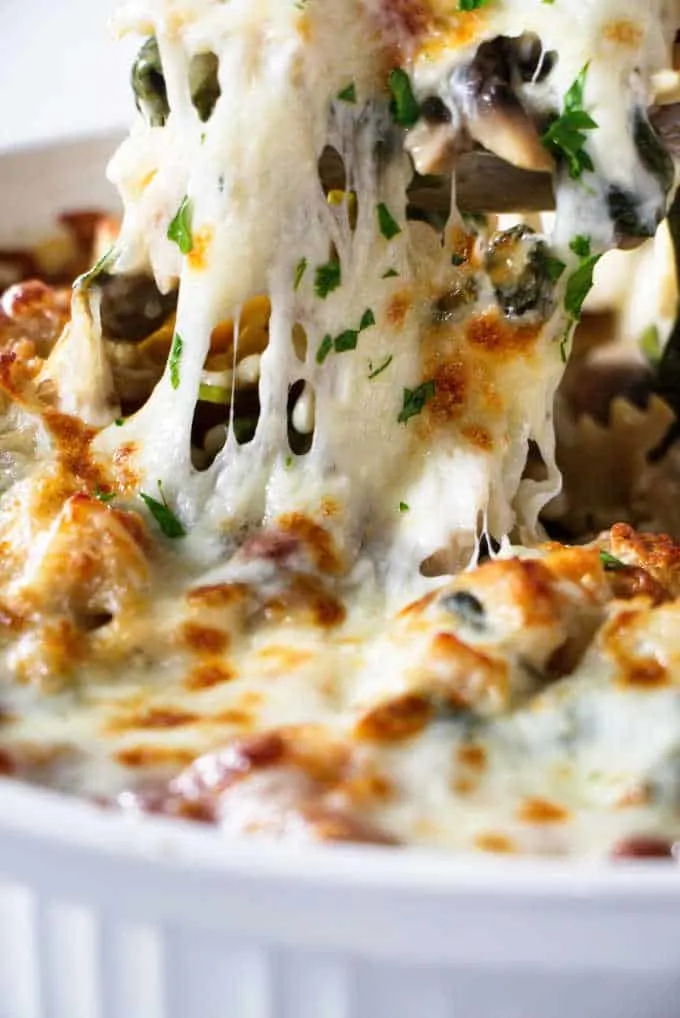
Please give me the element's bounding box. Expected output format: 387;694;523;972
1;0;680;857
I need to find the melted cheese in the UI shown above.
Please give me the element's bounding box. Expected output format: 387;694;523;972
0;0;679;857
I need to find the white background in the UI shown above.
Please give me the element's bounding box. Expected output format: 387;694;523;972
1;0;137;150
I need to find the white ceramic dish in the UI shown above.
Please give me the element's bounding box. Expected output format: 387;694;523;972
1;135;679;1018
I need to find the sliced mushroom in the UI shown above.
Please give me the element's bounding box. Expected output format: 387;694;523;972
455;40;555;174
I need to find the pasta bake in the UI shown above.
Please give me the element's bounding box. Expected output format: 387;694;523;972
1;0;680;857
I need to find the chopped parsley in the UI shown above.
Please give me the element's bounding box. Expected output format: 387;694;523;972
359;308;376;331
399;501;410;513
388;68;420;128
564;235;602;320
316;335;334;364
167;196;194;254
458;0;492;8
114;417;125;427
382;268;399;279
368;355;393;380
168;332;184;390
600;549;626;572
294;256;308;291
377;202;402;241
314;257;341;298
542;65;598;180
336;82;357;104
333;329;359;353
140;482;186;539
398;380;436;424
316;308;375;364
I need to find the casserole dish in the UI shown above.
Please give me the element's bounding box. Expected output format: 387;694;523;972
0;116;679;1018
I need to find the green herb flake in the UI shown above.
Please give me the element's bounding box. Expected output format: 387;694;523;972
359;308;376;331
167;195;194;255
168;332;184;390
388;68;420;128
541;64;598;180
382;268;399;279
114;417;125;427
399;501;410;513
368;355;393;380
564;236;602;321
314;257;341;299
333;329;359;353
398;379;436;424
600;549;627;572
294;256;308;291
336;82;357;104
458;0;492;8
140;482;186;539
316;334;334;364
377;202;402;241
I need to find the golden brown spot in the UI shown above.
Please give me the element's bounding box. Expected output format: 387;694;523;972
112;442;141;494
466;310;539;358
278;513;344;574
398;590;438;618
43;410;106;490
543;546;603;589
115;745;196;770
183;662;236;690
431;631;509;709
427;361;467;424
257;646;316;671
340;772;394;805
187;224;214;272
457;744;487;772
606;566;671;607
517;798;569;825
461;424;492;451
385;291;412;330
603;608;671;690
416;10;487;59
264;574;346;629
181;623;229;656
208;709;253;727
186;582;250;609
603;19;643;46
106;705;199;734
624;658;669;690
451;776;476;795
475;832;516;854
320;496;341;519
355;693;433;743
0;749;14;775
610;524;680;596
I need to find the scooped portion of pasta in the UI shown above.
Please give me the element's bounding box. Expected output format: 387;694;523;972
1;0;680;858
